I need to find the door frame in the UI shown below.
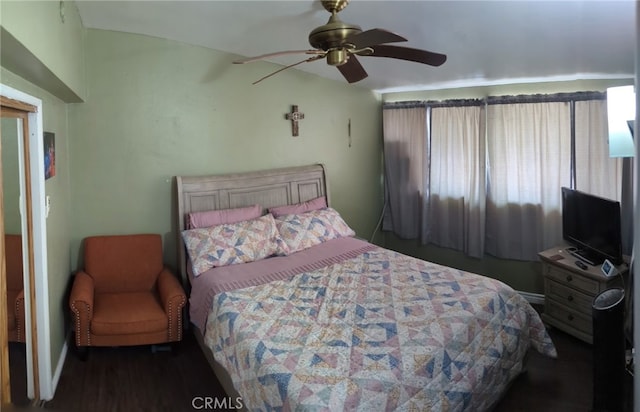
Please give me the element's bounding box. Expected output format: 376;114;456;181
0;84;50;403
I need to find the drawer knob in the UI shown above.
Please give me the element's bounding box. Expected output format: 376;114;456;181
566;275;573;282
568;314;574;321
567;295;574;302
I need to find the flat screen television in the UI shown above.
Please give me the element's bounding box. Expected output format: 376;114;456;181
561;187;623;265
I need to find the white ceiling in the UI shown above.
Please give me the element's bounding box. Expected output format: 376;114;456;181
75;0;637;93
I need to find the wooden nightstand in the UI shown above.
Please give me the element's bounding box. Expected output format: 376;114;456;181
538;246;629;344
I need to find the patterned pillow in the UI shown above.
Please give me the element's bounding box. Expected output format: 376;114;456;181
275;208;355;254
182;214;289;276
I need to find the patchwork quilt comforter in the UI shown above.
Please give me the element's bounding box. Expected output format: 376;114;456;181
202;240;557;411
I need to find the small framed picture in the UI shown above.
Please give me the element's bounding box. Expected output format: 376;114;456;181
44;131;55;180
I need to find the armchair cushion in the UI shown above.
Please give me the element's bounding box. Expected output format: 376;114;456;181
92;292;167;336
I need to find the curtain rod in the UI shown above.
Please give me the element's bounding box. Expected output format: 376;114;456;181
383;99;483;109
383;91;606;110
486;91;605;105
382;101;426;109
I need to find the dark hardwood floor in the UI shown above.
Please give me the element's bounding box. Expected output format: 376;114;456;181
32;325;629;412
494;327;595;411
43;332;225;412
8;341;30;407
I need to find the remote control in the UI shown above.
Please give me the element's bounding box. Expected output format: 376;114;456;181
575;260;588;270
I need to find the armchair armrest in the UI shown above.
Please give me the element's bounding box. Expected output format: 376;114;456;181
69;271;95;346
157;267;187;341
14;289;25;342
14;289;24;316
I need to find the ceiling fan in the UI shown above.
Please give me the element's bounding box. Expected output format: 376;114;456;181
233;0;447;85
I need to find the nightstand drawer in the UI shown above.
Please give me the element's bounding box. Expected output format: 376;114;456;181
544;265;599;295
546;279;593;315
545;299;592;336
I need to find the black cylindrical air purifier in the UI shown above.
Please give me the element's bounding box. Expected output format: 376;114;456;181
592;287;626;412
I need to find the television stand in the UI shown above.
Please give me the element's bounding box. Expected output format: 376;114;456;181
538;246;629;344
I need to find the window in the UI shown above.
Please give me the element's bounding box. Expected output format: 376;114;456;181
383;92;621;261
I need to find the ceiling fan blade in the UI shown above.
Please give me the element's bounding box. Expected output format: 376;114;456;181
234;49;325;64
345;28;407;49
337;55;368;83
252;55;325;85
369;45;447;66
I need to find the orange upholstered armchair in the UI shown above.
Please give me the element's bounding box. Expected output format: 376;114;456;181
6;234;26;343
69;234;186;351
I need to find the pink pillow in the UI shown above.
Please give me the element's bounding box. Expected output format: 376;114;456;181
269;196;327;218
187;204;262;229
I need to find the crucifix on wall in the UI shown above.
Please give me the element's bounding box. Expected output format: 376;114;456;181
285;105;305;137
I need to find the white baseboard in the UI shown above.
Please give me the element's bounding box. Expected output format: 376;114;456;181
51;340;68;398
518;291;545;306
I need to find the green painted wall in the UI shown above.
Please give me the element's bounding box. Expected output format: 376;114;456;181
68;29;384;272
1;0;86;100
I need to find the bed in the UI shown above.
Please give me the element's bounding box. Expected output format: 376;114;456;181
175;164;557;411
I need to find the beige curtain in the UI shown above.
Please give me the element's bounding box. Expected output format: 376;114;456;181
383;96;623;262
428;105;486;257
382;106;428;239
574;99;623;200
485;102;572;260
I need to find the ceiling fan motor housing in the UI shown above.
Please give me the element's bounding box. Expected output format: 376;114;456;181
308;14;362;65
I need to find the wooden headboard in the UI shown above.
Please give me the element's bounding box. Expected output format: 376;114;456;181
174;163;329;286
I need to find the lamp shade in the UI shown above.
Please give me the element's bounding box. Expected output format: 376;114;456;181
607;85;635;158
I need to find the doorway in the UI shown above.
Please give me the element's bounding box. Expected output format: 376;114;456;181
0;84;50;406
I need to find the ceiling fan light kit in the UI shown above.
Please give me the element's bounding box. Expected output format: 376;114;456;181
234;0;447;84
326;49;348;66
